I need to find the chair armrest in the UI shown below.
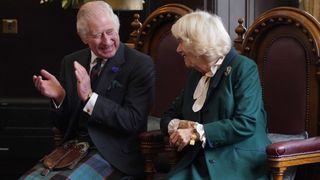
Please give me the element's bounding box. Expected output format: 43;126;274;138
267;136;320;158
140;130;165;145
266;136;320;180
139;130;179;180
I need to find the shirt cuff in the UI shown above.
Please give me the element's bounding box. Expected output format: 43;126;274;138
195;123;206;148
83;92;98;115
168;118;180;134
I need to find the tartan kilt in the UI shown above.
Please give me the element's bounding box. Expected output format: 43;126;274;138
19;150;114;180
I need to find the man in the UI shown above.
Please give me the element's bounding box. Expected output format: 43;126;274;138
25;1;154;179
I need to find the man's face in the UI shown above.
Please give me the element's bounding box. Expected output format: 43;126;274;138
84;15;120;59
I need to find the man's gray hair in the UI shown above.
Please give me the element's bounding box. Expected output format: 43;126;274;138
76;1;120;39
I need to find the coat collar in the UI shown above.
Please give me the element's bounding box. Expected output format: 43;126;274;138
209;47;238;89
76;49;91;73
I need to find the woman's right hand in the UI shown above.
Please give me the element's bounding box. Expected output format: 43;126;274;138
169;128;194;151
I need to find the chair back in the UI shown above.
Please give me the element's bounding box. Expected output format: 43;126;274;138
136;4;192;117
239;7;320;137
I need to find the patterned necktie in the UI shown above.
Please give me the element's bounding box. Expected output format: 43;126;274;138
90;58;103;90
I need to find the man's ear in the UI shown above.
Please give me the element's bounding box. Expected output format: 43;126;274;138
80;38;88;45
78;33;88;44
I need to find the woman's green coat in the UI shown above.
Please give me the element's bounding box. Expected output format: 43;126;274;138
161;48;271;180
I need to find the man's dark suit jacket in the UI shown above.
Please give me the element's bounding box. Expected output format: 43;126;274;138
50;43;155;176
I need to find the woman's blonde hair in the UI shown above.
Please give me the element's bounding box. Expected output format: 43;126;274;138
171;10;231;62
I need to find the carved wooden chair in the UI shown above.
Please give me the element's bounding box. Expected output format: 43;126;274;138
134;5;320;180
234;7;320;180
128;3;192;180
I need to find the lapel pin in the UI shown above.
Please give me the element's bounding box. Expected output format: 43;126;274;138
111;66;120;73
224;66;232;76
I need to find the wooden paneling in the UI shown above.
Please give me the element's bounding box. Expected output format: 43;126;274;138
215;0;252;40
0;99;53;178
214;0;299;40
0;0;84;99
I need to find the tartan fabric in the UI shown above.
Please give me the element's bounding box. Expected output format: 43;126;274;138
19;150;114;180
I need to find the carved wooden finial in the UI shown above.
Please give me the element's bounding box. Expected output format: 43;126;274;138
234;18;247;53
127;13;142;48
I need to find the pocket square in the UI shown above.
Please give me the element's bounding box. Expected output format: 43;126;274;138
107;80;123;90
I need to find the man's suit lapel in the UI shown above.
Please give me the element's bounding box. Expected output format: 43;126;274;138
79;50;92;72
95;43;126;94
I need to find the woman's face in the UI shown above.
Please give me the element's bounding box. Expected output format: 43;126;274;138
176;41;198;69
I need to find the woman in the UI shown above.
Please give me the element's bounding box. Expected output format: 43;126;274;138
160;10;271;180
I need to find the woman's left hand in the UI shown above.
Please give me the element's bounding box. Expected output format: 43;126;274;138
169;128;194;151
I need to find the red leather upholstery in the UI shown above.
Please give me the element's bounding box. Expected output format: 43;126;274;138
267;137;320;157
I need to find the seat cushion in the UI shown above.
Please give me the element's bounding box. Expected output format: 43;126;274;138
148;116;161;131
267;133;306;143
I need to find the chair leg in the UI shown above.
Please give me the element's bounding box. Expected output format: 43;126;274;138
164;145;178;169
143;152;157;180
271;167;287;180
140;142;163;180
